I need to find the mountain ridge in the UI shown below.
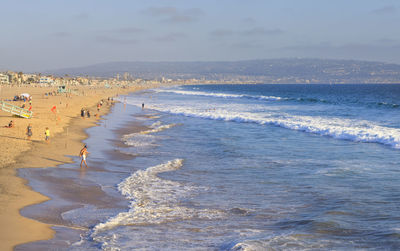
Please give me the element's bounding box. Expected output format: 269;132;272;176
46;58;400;84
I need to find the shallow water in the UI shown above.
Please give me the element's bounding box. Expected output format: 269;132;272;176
20;84;400;250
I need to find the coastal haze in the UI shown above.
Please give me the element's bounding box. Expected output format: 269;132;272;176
48;59;400;84
0;0;400;72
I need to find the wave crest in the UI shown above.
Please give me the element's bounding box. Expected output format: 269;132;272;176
146;105;400;149
92;159;224;236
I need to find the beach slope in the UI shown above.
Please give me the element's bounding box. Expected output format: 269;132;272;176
0;85;147;250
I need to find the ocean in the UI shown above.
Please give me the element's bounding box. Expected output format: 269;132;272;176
19;84;400;250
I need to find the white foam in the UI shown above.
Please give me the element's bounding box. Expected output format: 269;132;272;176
156;89;284;101
150;121;162;127
143;104;400;149
121;133;157;148
229;233;343;250
121;122;178;148
141;122;179;134
91;159;224;236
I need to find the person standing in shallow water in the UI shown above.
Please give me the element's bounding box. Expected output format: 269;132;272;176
80;145;90;168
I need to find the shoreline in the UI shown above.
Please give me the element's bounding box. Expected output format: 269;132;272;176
17;103;152;250
4;83;400;249
0;85;154;250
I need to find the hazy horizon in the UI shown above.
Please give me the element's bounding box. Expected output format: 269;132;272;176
1;0;399;72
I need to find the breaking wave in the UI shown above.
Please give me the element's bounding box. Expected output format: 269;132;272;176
145;104;400;149
122;122;179;147
155;89;400;108
156;89;285;101
90;159;225;249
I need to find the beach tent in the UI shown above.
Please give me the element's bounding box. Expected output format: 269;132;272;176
20;93;30;99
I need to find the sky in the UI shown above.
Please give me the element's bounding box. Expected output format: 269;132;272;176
1;0;400;72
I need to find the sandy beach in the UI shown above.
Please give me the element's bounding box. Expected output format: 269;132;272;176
0;84;153;250
5;83;400;250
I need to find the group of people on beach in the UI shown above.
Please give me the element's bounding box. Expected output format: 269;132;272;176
5;119;88;168
4;95;115;170
5;119;89;169
20;98;33;111
3;121;48;142
80;108;91;118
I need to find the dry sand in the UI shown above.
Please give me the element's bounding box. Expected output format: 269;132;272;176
0;84;155;250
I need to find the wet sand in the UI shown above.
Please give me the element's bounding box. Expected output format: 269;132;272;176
0;84;155;250
16;106;151;250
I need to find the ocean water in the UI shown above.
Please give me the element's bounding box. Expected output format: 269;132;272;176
22;84;400;250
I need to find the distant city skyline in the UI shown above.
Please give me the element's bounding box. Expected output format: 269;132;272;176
1;0;399;72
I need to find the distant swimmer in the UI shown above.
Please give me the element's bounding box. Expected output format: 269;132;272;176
142;103;145;109
79;145;90;168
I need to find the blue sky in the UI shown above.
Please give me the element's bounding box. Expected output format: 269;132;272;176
1;0;399;71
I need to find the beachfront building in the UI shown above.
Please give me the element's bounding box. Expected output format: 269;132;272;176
39;76;55;85
5;72;18;84
22;74;38;83
0;73;10;84
76;77;90;85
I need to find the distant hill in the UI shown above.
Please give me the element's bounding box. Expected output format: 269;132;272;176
47;58;400;84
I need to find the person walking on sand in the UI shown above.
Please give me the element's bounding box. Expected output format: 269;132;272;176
26;124;32;140
79;145;90;168
81;108;86;118
45;127;50;143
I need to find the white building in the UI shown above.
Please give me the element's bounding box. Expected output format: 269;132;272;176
22;74;37;82
0;73;9;84
39;77;55;85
